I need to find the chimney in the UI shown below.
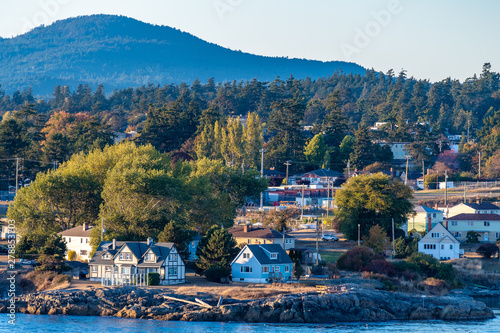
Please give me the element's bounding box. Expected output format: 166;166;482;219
82;222;88;231
147;237;154;246
112;239;116;250
243;224;249;233
476;198;481;204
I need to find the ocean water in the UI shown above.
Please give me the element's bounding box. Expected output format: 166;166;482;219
1;312;500;333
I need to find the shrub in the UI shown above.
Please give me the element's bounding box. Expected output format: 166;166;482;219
466;231;480;244
393;260;420;276
147;272;161;286
363;259;397;276
67;250;77;261
293;260;304;280
205;266;229;283
336;247;383;272
406;252;440;276
476;243;499;259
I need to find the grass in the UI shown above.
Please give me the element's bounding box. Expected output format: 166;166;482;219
319;250;345;264
173;283;316;300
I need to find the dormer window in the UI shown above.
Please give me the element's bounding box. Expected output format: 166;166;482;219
270;253;278;259
102;253;111;259
145;253;155;262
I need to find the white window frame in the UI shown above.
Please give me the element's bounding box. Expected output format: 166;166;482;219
240;266;252;273
270;253;278;260
262;266;269;273
285;265;290;272
168;267;177;276
275;266;280;272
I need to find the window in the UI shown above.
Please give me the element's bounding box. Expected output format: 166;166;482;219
285;265;290;273
285;239;291;244
121;267;131;274
169;254;178;262
424;244;436;250
81;238;83;243
103;253;110;259
454;232;462;238
114;266;118;273
119;253;132;260
247;239;251;244
496;232;500;239
450;245;453;249
468;221;474;226
441;244;444;249
168;267;177;276
105;266;112;272
431;233;439;238
145;253;155;262
262;266;269;273
243;253;251;259
86;238;89;244
92;266;97;272
484;221;490;227
451;221;457;226
433;213;436;218
240;266;252;273
80;250;87;256
270;253;278;259
68;237;71;243
275;266;280;272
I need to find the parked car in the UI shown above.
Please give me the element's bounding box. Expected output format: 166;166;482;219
322;234;339;241
19;259;33;265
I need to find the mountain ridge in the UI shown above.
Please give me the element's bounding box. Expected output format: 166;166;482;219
0;14;366;97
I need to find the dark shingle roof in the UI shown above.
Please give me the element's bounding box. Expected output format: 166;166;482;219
89;241;175;267
245;244;293;265
228;226;294;239
299;169;343;178
464;203;500;210
447;213;500;221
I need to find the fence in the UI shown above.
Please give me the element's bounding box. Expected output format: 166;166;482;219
101;273;149;287
454;181;500;189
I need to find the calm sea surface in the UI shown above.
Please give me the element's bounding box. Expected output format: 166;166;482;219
1;311;500;333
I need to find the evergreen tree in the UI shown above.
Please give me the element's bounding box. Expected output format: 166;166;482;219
195;225;239;272
158;221;195;260
322;91;348;147
243;112;263;168
304;133;327;169
350;124;374;170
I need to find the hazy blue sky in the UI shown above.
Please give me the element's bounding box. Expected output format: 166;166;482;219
1;0;499;82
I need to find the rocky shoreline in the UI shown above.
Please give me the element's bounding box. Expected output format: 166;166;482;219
0;286;495;323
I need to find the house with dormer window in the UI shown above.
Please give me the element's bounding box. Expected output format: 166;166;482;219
418;223;462;260
89;237;185;285
231;244;293;283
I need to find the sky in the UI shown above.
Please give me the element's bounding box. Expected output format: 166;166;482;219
1;0;499;82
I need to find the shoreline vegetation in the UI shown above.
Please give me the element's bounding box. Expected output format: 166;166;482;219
0;285;494;323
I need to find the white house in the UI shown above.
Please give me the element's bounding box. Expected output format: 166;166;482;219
405;206;444;234
446;213;500;243
418;223;462;260
58;223;93;261
89;238;185;285
231;244;293;283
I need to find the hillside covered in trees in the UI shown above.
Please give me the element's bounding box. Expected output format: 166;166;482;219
1;62;500;186
0;15;365;96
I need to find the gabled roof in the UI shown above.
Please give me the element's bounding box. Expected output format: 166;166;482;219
233;244;293;266
89;240;176;267
463;202;500;210
419;223;459;244
414;206;443;214
299;169;343;178
228;226;294;239
447;213;500;221
57;225;93;237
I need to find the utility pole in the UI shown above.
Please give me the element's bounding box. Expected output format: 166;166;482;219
391;218;395;258
259;149;266;209
404;155;409;185
467;119;470;144
347;159;351;178
15;158;19;196
444;170;448;207
357;224;360;247
464;182;467;203
422;160;425;190
284;161;292;186
301;185;305;220
315;217;319;266
326;178;330;218
478;151;482;179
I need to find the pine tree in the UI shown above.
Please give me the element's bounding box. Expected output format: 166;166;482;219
158;221;194;260
195;225;239;271
350;124;374;170
243;112;263;168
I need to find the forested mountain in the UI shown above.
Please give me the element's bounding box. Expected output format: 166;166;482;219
0;15;365;96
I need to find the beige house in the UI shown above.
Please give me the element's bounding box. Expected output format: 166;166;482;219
89;238;185;285
446;202;500;218
58;223;93;261
228;225;295;250
405;206;444;234
446;213;500;242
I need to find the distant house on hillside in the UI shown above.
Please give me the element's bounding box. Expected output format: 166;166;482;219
447;202;500;217
404;206;444;234
418;223;462;260
292;169;344;186
231;244;293;283
89;238;185;285
58;222;93;261
228;225;295;250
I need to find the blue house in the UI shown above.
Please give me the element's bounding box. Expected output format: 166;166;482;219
231;244;293;283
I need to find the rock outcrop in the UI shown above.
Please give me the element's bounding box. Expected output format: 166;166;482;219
0;286;494;323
